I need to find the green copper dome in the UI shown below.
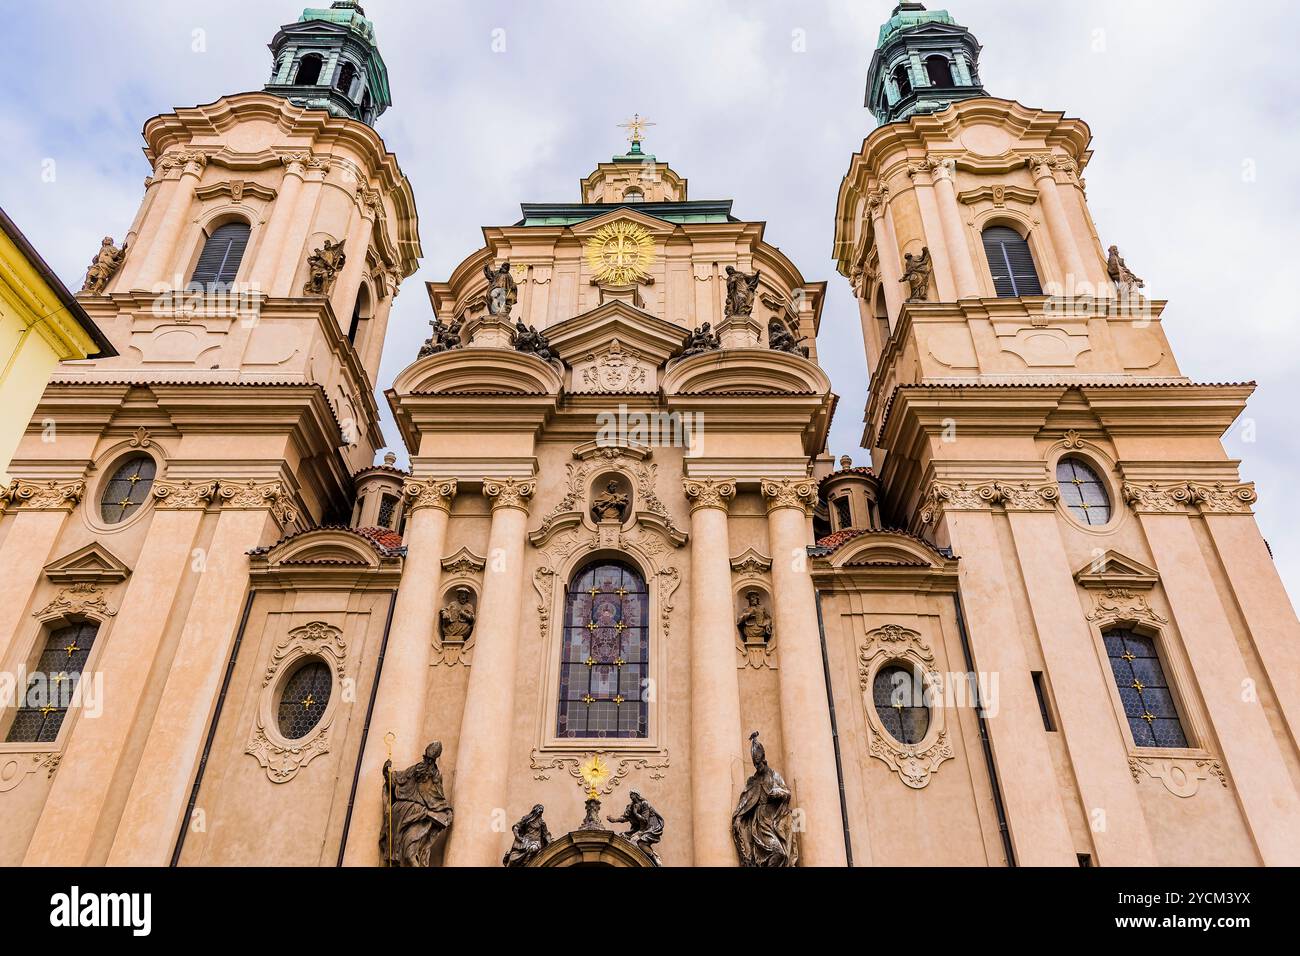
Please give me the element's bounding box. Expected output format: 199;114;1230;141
264;1;392;127
877;3;957;47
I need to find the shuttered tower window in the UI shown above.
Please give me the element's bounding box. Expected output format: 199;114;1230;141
189;222;250;288
982;225;1043;297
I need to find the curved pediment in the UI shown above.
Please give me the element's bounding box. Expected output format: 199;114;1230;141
253;528;390;569
823;530;951;571
391;347;564;397
662;348;831;396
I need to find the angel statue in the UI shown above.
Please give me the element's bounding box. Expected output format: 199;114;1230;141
731;731;798;867
899;246;932;302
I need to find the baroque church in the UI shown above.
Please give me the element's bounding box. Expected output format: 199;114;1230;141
2;0;1299;867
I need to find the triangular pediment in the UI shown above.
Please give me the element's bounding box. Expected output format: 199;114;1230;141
44;542;131;584
546;300;688;365
1073;550;1160;589
566;206;679;238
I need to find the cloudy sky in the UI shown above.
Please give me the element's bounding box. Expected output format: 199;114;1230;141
2;0;1298;598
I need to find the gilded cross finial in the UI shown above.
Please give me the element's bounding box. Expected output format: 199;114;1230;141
618;113;656;148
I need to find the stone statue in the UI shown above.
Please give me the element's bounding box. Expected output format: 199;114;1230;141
607;790;664;866
767;316;809;357
380;740;454;867
417;315;464;358
1107;245;1145;297
724;266;761;317
899;246;932;302
484;261;518;316
680;322;720;358
591;478;629;522
731;731;799;867
303;238;346;296
737;591;773;645
502;804;552;867
81;236;126;294
438;587;476;642
512;318;554;360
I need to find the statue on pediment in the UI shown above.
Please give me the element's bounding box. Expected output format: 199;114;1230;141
768;316;809;357
417;315;464;357
503;805;552;867
513;318;554;361
680;322;721;358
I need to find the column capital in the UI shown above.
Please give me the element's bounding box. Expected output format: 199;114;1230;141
1121;480;1257;516
760;477;818;515
152;479;218;510
483;477;534;513
682;477;736;513
919;479;1059;524
404;476;459;513
2;478;85;512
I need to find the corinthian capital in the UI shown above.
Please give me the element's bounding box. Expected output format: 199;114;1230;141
682;477;735;513
403;477;458;513
152;479;217;510
483;477;535;513
760;478;818;514
8;479;86;511
217;479;283;509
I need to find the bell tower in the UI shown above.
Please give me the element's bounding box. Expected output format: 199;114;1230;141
833;4;1300;866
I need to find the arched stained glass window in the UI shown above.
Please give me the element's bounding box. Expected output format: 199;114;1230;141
5;621;99;742
277;659;332;740
1056;458;1112;526
99;455;156;524
1104;629;1188;748
557;560;648;739
872;663;929;745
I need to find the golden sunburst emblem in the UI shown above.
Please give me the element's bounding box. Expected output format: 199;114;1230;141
585;219;655;285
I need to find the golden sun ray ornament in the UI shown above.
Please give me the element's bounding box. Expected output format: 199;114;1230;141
578;753;611;799
585;219;655;285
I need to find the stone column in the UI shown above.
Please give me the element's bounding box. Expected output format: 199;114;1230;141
107;487;276;865
330;187;379;324
761;478;846;866
134;151;205;290
868;190;905;322
1130;487;1300;864
24;504;206;865
926;490;1078;865
905;163;956;301
247;156;307;293
270;156;329;297
1028;155;1089;291
443;478;534;868
341;477;457;866
930;158;981;299
683;478;744;865
1003;502;1156;865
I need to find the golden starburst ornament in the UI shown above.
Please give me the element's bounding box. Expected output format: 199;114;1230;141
578;753;610;799
585;219;655;286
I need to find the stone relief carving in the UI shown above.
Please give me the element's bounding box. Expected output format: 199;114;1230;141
246;620;346;784
533;451;683;546
1121;481;1256;516
577;339;652;393
80;236;126;294
529;749;670;793
591;478;630;523
33;583;117;620
920;479;1060;524
5;479;85;512
1129;756;1227;798
0;752;63;794
858;624;952;789
152;479;217;510
1085;588;1169;629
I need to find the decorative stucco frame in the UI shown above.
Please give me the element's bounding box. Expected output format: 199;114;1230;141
246;620;347;784
432;548;484;666
731;548;776;670
857;623;953;789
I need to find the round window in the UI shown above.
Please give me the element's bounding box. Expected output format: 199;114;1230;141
872;663;930;745
1056;458;1112;526
99;455;157;524
276;659;332;740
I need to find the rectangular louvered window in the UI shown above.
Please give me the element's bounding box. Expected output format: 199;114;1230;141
190;221;250;288
982;225;1043;297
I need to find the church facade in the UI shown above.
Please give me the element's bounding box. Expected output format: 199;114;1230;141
1;1;1298;867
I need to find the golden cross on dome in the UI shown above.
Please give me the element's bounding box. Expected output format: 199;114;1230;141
618;113;656;147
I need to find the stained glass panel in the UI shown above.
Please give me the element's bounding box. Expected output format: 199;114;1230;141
1105;629;1188;749
557;560;649;739
1056;458;1112;526
5;622;99;743
99;455;157;524
872;663;930;745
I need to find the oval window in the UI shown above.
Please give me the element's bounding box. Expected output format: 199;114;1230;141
99;455;157;524
1056;458;1112;526
277;659;332;740
872;663;930;745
